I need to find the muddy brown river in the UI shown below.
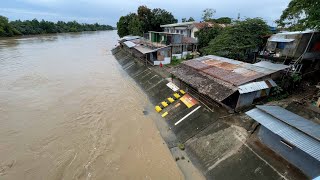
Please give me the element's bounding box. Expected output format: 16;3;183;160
0;31;183;179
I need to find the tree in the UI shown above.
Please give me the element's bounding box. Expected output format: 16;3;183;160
213;17;232;24
187;17;195;22
202;9;216;22
182;17;195;22
0;15;20;37
117;13;136;37
117;6;177;37
204;18;271;60
137;6;153;33
128;15;143;36
1;15;113;37
276;0;320;30
195;25;222;52
151;8;177;32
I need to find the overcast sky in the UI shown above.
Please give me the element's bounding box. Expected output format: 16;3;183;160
0;0;290;26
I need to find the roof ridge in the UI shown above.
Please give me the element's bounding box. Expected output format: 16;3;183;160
256;105;320;142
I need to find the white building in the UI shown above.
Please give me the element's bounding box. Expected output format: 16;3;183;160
161;22;218;39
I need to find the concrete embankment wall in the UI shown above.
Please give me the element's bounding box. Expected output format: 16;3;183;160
112;47;305;180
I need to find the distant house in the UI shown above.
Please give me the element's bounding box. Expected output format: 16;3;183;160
118;32;198;66
246;105;320;178
261;30;320;73
146;31;198;59
170;55;288;111
160;22;226;39
161;22;195;38
265;30;320;60
119;36;172;66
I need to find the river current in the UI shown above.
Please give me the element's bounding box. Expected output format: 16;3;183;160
0;31;182;179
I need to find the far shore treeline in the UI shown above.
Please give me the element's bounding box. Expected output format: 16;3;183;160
0;15;114;37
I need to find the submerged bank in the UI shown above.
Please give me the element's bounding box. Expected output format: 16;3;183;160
112;46;308;180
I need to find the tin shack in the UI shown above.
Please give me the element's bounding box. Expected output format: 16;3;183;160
246;105;320;178
170;55;289;111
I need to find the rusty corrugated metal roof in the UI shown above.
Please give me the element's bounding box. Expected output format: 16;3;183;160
181;55;288;86
170;64;237;102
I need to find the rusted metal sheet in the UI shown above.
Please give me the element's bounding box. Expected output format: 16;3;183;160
184;60;210;70
169;64;237;102
180;55;286;86
170;55;285;109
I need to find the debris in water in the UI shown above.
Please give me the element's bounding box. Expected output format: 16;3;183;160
177;143;185;150
143;110;149;115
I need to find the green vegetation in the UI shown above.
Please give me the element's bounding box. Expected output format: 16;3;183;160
268;86;289;102
177;143;185;150
170;53;194;66
117;6;177;37
276;0;320;31
202;8;216;22
211;17;232;24
182;17;195;22
195;25;222;52
0;16;20;36
203;18;270;60
0;15;114;37
171;56;183;66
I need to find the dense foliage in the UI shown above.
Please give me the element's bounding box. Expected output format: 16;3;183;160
195;25;222;51
182;17;195;22
0;16;20;36
117;6;177;37
0;15;114;37
276;0;320;31
203;18;270;60
210;17;232;24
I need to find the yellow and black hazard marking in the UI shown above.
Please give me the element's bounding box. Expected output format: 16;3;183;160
161;112;168;117
155;90;186;117
167;97;175;103
155;105;162;112
179;89;186;95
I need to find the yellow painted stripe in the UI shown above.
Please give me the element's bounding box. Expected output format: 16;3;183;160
180;90;186;95
161;112;168;117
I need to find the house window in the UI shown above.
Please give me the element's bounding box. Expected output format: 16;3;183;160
277;42;286;49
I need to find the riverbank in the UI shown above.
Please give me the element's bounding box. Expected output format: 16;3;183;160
0;15;114;38
112;46;308;180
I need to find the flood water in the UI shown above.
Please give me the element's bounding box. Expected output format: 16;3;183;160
0;31;183;179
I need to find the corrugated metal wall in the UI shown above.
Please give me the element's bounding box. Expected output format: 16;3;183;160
258;126;320;178
236;92;256;109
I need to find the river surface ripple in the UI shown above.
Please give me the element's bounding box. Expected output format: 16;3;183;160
0;31;183;180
